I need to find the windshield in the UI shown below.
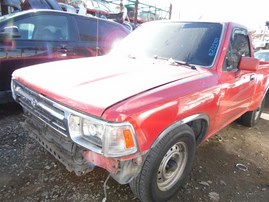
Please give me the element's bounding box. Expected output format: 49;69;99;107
113;21;223;67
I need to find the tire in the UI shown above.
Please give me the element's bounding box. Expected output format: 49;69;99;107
240;97;265;127
129;124;196;202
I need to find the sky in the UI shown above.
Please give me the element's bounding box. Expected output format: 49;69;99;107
169;0;269;30
120;0;268;30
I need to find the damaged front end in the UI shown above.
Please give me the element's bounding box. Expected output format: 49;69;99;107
12;80;145;184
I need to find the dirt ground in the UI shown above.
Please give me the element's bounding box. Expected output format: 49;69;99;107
0;102;268;202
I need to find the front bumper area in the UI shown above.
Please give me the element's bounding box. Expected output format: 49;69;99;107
12;80;144;183
21;108;144;184
22;112;95;176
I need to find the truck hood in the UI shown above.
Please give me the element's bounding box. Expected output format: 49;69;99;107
13;55;202;117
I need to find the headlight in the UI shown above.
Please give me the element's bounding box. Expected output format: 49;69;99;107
82;118;105;147
69;114;138;157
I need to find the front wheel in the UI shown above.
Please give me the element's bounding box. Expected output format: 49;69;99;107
129;124;196;202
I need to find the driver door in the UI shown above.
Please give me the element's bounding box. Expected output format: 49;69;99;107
216;28;257;128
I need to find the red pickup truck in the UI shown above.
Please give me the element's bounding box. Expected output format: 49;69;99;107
11;21;269;201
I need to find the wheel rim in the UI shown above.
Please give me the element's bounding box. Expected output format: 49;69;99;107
157;142;188;191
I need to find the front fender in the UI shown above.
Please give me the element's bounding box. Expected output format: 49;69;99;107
151;113;210;149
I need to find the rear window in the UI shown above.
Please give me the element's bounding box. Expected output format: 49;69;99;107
75;17;98;41
100;21;128;43
75;17;128;42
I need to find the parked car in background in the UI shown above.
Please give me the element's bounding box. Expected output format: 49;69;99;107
0;0;21;16
253;38;269;50
58;2;77;13
0;9;130;104
254;49;269;62
21;0;62;11
0;0;63;16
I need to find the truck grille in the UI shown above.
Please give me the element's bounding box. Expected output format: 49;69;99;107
13;81;68;137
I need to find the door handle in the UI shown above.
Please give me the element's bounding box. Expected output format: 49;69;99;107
250;74;256;81
57;45;68;56
58;45;68;53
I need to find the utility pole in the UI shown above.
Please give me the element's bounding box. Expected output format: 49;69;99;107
134;0;138;26
169;3;172;20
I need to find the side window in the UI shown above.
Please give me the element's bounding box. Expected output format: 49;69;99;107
32;15;69;41
76;17;98;41
17;23;35;39
223;28;251;71
13;14;69;41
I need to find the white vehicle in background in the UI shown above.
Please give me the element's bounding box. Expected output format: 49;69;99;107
253;38;269;50
255;49;269;62
252;25;269;50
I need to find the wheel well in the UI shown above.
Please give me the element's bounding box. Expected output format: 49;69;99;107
151;114;210;149
186;119;208;145
266;90;269;108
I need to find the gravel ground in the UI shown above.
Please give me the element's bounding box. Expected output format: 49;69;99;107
0;102;269;202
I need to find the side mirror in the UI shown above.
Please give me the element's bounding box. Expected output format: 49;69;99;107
0;26;21;39
238;56;259;71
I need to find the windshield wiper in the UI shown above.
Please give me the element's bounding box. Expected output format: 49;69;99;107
154;55;197;70
170;59;197;70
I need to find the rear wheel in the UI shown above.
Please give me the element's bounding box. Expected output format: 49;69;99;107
129;124;196;202
240;97;265;127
